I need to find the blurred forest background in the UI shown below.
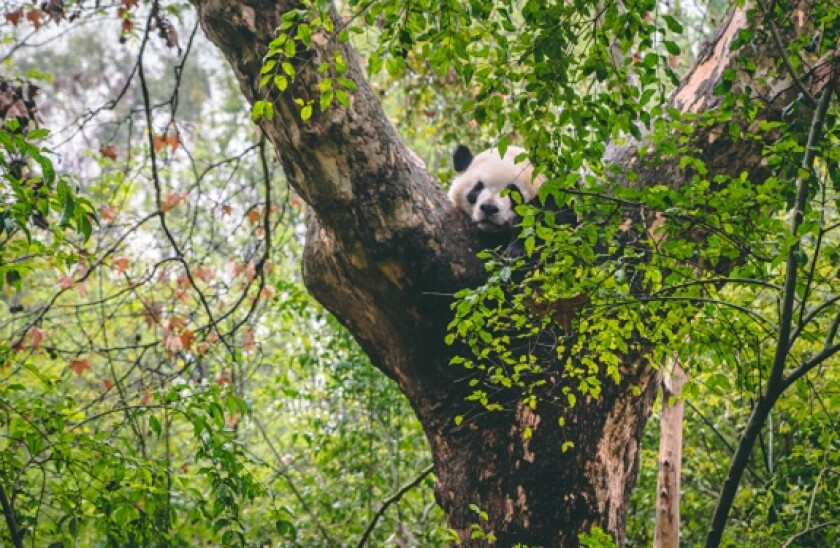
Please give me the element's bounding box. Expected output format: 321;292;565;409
0;0;837;546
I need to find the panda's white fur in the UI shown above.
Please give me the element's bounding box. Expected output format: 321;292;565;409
448;145;543;234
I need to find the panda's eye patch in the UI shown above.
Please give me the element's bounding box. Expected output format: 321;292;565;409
466;181;484;205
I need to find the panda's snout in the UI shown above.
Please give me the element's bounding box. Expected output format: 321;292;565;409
480;203;499;215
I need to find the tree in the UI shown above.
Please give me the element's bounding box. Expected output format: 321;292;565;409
188;0;838;544
2;0;837;545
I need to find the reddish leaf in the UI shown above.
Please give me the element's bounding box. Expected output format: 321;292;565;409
121;18;134;34
143;301;162;327
140;390;153;406
164;333;182;356
214;370;232;385
99;145;119;160
69;358;91;376
227;260;245;278
28;327;47;349
57;274;75;290
176;273;191;289
166;134;179;149
246;209;261;224
166;315;186;331
179;330;195;351
242;328;256;353
152;135;167;153
102;378;114;390
193;266;214;284
221;204;232;216
112;257;130;274
25;9;45;29
121;0;139;8
5;8;23;26
99;205;117;222
161;191;184;212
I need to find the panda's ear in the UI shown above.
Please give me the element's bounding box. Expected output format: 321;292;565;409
453;145;473;173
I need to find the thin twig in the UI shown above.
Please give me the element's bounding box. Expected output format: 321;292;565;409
779;521;838;548
356;464;435;548
755;0;816;104
251;416;338;546
136;2;235;357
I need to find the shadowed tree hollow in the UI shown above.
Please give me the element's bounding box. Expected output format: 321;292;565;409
189;0;835;544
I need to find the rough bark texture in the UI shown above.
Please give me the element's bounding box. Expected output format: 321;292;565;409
654;360;687;548
190;0;822;544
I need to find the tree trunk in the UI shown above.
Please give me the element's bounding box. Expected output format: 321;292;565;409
654;360;687;548
189;0;824;543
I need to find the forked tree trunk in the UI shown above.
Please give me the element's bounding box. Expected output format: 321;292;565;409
190;0;823;543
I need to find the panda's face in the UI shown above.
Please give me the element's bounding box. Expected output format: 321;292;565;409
448;145;541;233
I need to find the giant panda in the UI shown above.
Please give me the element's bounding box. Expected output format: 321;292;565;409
448;144;576;253
448;144;585;329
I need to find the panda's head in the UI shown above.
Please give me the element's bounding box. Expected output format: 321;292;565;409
448;145;542;234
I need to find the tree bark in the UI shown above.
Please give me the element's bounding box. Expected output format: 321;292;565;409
189;0;825;544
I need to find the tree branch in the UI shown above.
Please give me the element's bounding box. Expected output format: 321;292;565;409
780;521;838;548
0;481;23;548
704;84;835;548
356;464;435;548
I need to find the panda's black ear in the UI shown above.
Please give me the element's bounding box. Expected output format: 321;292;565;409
453;145;473;173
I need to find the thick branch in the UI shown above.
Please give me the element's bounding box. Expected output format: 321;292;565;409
190;0;485;396
0;482;22;548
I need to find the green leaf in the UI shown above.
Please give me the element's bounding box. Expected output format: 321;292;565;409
663;41;680;56
320;90;334;111
260;59;277;74
335;89;350;108
662;14;683;33
251;100;267;121
276;519;296;538
149;416;162;438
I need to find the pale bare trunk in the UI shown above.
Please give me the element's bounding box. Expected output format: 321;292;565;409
655;360;687;548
